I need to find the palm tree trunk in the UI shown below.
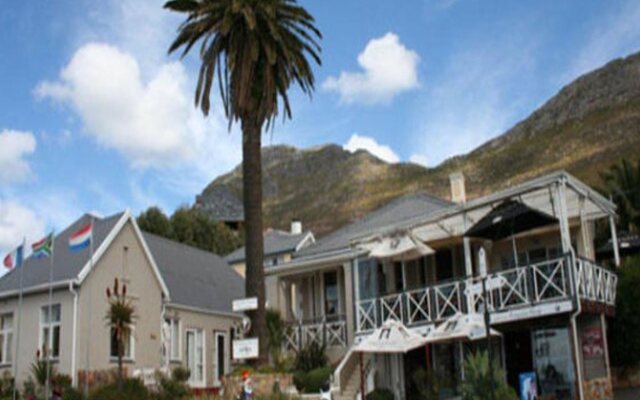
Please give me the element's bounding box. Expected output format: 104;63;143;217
241;120;268;365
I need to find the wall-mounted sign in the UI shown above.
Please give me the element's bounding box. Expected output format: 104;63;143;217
233;338;259;360
582;324;604;358
233;297;258;312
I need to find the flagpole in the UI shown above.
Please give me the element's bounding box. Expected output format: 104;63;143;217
84;218;94;400
12;238;25;400
45;232;55;400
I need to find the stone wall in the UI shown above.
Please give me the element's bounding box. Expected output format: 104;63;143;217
221;373;294;399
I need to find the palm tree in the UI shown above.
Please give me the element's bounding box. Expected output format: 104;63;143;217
105;278;136;389
601;158;640;233
165;0;321;363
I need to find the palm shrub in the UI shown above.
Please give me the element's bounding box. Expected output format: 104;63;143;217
294;341;327;372
105;278;136;390
266;309;286;368
600;158;640;233
165;0;322;364
460;351;517;400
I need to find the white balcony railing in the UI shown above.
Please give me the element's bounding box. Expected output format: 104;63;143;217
355;255;616;333
283;317;348;352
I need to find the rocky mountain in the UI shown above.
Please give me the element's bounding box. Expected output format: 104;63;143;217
198;51;640;236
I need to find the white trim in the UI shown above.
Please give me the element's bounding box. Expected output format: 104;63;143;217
164;317;182;362
0;312;13;365
69;282;79;386
39;304;61;360
109;325;135;363
185;328;206;388
295;232;316;252
0;281;72;300
165;303;243;320
77;210;171;300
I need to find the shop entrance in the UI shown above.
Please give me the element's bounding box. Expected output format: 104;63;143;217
504;330;534;391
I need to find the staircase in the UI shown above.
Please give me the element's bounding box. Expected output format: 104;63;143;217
332;349;373;400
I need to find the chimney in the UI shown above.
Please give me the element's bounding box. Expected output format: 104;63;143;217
449;172;466;204
290;219;302;235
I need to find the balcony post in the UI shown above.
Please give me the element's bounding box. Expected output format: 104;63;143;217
609;215;620;268
343;261;355;344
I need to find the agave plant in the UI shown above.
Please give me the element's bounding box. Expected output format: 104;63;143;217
105;278;136;390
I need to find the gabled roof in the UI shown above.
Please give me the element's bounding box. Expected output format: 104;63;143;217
295;192;453;259
144;232;244;313
225;229;314;264
0;212;125;294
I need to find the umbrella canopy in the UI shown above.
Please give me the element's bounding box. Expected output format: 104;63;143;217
356;233;434;261
465;200;557;241
425;313;501;344
355;319;429;354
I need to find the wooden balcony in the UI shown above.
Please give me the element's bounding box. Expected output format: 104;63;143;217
356;254;617;333
283;315;348;352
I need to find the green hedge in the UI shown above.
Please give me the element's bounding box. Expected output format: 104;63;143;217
293;367;332;393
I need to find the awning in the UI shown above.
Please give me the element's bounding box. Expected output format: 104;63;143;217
465;200;557;241
355;319;428;354
425;313;501;344
356;233;434;261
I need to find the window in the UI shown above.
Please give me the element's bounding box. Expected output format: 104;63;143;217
323;271;339;316
164;318;181;361
186;329;205;386
0;314;13;364
40;305;61;359
110;327;134;360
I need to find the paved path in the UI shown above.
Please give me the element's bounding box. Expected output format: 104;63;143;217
615;387;640;400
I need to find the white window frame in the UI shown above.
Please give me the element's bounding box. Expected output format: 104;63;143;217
0;313;13;365
164;318;182;362
109;326;135;362
185;328;206;387
213;331;226;387
39;304;61;360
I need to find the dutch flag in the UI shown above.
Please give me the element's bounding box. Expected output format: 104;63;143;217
69;223;93;252
3;245;23;269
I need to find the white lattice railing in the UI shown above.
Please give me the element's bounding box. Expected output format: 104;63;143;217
283;317;348;352
576;258;617;306
355;255;616;333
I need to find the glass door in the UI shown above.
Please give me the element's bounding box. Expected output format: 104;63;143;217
186;329;205;386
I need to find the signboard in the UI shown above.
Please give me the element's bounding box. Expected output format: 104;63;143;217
519;372;538;400
233;297;258;312
233;338;259;360
582;324;604;358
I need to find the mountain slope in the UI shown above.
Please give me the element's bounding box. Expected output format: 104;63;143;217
198;51;640;236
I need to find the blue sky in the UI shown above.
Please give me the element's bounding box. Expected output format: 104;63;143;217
2;0;640;256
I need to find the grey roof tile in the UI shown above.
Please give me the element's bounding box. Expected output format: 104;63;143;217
225;230;312;264
0;212;125;293
295;192;452;259
143;232;244;313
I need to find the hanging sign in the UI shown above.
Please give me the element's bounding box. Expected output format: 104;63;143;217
233;338;259;360
233;297;258;312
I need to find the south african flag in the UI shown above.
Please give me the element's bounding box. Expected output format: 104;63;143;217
32;233;54;259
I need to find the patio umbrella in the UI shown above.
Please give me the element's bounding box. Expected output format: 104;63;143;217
354;319;429;399
356;233;435;261
425;313;501;344
465;200;557;241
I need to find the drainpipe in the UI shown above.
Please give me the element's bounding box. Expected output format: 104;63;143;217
161;300;167;369
559;178;585;400
69;281;79;387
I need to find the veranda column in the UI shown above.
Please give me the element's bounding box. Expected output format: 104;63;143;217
343;261;355;345
609;215;620;268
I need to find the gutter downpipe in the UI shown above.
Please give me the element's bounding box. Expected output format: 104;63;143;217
69;281;79;387
161;300;168;369
559;177;585;400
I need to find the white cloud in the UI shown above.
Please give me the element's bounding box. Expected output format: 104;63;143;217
35;43;242;178
323;33;420;105
409;154;429;167
0;130;37;184
343;134;400;163
0;199;45;254
566;1;640;81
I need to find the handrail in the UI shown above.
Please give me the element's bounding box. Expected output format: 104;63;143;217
354;254;617;332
